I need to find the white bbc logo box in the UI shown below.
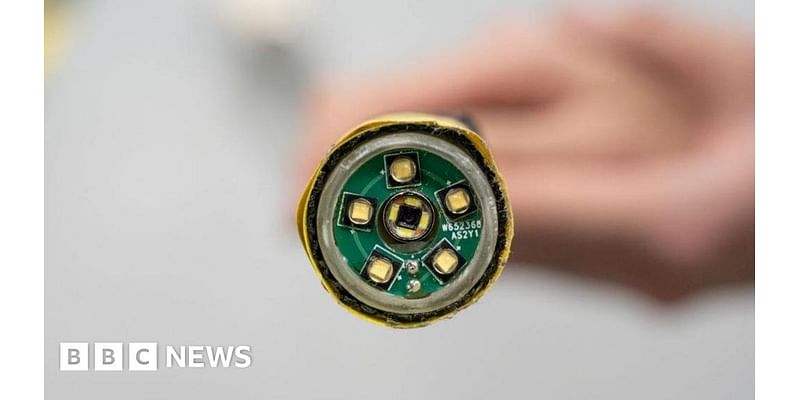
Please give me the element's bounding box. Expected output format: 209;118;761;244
60;342;157;371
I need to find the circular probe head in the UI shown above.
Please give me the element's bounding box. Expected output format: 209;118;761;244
297;114;513;328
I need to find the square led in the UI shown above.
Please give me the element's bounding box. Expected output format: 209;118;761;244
389;157;417;183
436;181;478;220
338;193;377;231
445;187;471;215
360;248;402;289
348;198;373;225
423;239;467;283
384;152;421;188
432;248;459;275
367;257;394;284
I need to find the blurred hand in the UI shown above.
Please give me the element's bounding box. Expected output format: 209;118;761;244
298;10;754;300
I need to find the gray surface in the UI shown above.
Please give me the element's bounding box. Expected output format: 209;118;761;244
45;0;754;399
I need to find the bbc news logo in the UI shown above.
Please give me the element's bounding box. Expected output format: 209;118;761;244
60;342;252;371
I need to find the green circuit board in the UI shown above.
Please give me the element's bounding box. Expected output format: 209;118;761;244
332;148;484;298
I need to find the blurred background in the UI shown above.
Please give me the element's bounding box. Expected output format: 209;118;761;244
45;0;753;399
